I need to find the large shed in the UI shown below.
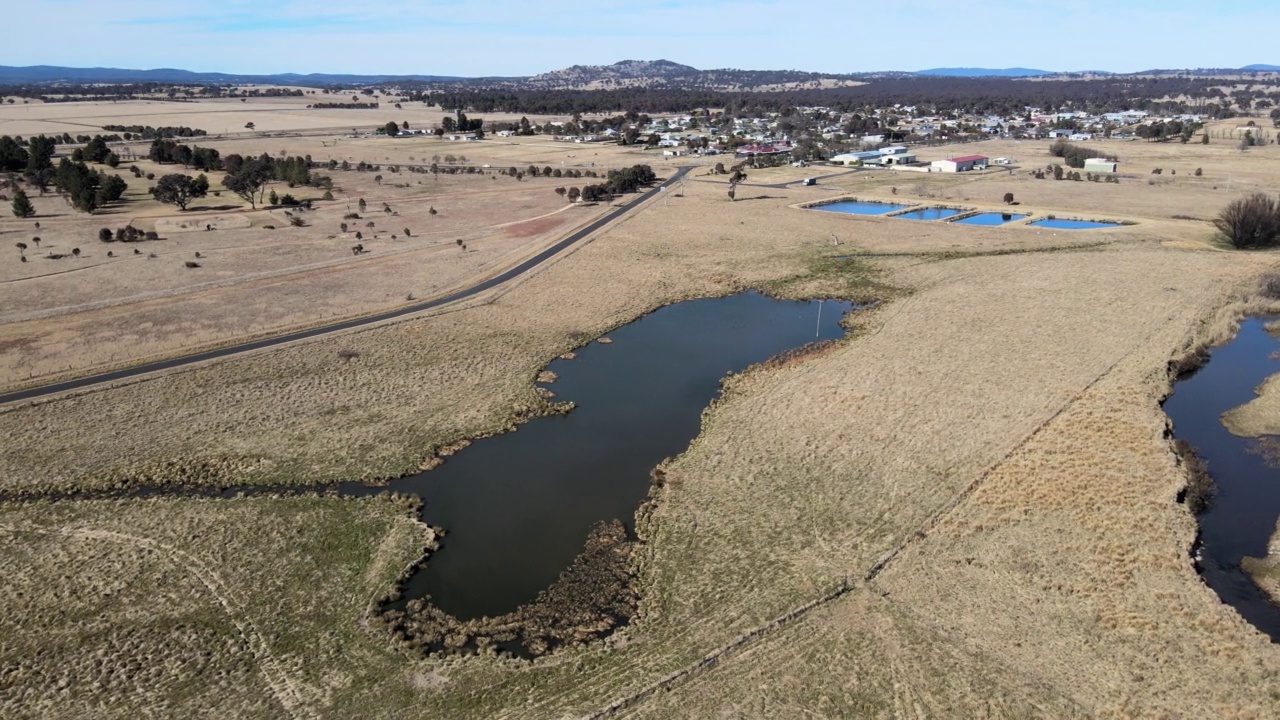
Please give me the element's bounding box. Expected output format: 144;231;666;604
1083;157;1118;173
931;155;989;173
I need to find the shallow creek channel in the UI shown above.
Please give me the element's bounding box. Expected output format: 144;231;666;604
1164;316;1280;641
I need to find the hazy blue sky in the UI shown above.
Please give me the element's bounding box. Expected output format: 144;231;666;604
5;0;1276;75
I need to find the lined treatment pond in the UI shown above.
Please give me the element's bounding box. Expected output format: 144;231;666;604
953;212;1028;226
813;200;911;215
365;291;855;623
1164;317;1280;641
1028;218;1121;230
893;207;967;221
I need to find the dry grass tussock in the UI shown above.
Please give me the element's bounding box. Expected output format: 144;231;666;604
0;494;426;719
1242;519;1280;603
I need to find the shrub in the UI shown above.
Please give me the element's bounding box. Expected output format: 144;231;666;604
1260;273;1280;300
98;228;113;242
1214;193;1280;248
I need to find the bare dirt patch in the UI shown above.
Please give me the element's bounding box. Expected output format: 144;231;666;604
505;215;567;238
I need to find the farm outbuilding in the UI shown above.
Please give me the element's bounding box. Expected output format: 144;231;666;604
1083;158;1118;173
931;155;989;173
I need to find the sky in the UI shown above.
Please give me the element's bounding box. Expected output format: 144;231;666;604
3;0;1277;76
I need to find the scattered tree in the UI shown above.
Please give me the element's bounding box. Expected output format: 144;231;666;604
221;158;272;208
11;188;34;218
98;227;113;242
1002;192;1015;205
151;173;209;210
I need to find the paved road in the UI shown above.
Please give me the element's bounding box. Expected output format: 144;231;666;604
0;167;692;406
690;167;864;190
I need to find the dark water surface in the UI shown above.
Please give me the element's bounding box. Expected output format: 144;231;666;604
1163;317;1280;640
347;292;854;620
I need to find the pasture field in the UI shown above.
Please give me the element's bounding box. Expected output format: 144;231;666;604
0;120;673;387
3;105;1280;718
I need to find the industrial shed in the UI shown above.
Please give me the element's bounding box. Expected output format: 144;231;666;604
931;155;989;173
1083;158;1118;173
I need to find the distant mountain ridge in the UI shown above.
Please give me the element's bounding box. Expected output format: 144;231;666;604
0;61;1276;88
916;67;1055;77
0;64;471;85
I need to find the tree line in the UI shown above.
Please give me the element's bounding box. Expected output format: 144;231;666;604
101;125;207;140
423;75;1275;118
1048;139;1118;168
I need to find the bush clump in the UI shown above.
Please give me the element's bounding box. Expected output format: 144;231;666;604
1214;193;1280;248
1049;139;1117;169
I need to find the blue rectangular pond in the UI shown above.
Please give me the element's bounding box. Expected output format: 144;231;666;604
1028;218;1121;230
813;200;911;216
953;212;1027;226
894;207;967;221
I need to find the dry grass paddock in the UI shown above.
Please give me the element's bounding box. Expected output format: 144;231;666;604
0;95;580;136
3;116;1280;717
0;130;673;388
